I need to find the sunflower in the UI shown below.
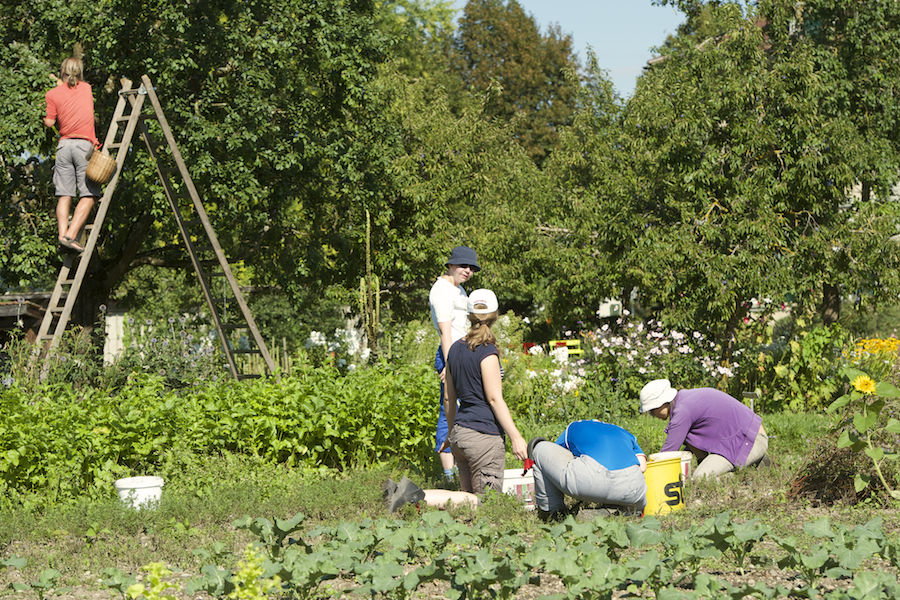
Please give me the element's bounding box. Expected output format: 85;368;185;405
851;375;877;395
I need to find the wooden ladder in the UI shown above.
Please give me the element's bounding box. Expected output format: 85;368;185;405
35;76;276;380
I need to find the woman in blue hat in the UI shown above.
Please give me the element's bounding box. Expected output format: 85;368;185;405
429;246;480;480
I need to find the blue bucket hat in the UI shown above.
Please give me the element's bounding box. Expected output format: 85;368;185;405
445;246;480;271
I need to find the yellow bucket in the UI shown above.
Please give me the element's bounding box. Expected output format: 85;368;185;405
643;457;684;515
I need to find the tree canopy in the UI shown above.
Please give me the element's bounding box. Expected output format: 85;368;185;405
1;0;898;349
451;0;581;166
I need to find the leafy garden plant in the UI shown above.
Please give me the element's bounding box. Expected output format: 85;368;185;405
827;368;900;500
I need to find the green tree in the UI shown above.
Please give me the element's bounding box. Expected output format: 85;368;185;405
375;0;457;79
367;68;552;321
536;52;627;325
451;0;581;166
0;0;392;326
616;0;900;348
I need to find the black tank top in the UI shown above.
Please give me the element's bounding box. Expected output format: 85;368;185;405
448;339;502;435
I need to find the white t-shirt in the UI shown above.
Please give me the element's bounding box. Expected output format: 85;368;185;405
429;277;469;342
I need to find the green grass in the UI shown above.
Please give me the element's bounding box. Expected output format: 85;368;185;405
0;410;897;599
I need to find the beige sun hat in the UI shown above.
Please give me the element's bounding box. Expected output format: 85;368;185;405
640;379;678;413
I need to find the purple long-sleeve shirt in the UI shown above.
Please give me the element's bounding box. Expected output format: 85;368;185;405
661;388;762;467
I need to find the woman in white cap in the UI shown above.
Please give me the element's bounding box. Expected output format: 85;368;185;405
442;289;527;494
640;379;768;479
429;245;480;480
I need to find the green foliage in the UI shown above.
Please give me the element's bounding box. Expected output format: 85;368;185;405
0;365;436;506
696;512;767;575
735;320;852;412
375;0;458;79
93;510;900;600
828;368;900;500
777;517;885;592
1;316;225;391
372;68;551;320
1;0;394;316
126;562;179;600
534;50;624;325
1;328;107;391
109;315;226;388
451;0;580;165
2;557;62;600
542;0;900;346
226;545;281;600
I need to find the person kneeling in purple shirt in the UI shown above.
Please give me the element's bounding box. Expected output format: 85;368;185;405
640;379;769;479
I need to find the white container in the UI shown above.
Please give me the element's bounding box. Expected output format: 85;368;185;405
114;476;164;509
649;451;693;480
502;468;535;510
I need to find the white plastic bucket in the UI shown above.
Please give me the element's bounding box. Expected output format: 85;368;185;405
114;476;164;509
502;468;535;510
649;451;693;480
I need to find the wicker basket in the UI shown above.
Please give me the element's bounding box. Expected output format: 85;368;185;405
85;148;116;184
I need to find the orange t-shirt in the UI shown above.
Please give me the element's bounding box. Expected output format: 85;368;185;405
45;81;98;146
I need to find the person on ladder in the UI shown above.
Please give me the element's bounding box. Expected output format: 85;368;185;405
43;56;101;253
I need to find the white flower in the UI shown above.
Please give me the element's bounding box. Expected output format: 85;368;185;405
693;331;702;339
716;365;734;377
528;345;544;355
305;331;327;348
551;347;568;364
523;317;531;324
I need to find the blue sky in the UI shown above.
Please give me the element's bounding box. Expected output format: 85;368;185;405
451;1;685;98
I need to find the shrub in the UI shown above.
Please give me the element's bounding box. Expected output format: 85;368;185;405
729;319;852;412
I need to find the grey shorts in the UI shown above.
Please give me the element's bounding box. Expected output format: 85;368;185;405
449;425;506;495
53;138;101;198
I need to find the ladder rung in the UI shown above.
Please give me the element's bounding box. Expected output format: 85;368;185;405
49;306;64;314
237;374;262;380
221;323;247;330
106;143;121;150
231;348;261;355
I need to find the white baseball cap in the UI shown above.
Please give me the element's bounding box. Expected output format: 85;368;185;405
467;289;498;314
640;379;677;413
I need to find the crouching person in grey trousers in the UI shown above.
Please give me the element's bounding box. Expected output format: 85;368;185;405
529;420;647;521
